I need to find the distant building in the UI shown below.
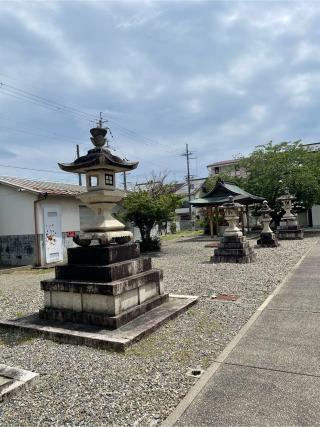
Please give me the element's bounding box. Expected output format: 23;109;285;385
174;177;207;228
0;176;90;266
207;159;247;178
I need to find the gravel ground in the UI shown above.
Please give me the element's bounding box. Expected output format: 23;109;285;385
0;236;318;426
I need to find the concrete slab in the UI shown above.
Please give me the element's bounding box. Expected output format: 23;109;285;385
0;365;38;402
175;364;320;427
0;295;198;352
269;285;320;311
225;309;320;376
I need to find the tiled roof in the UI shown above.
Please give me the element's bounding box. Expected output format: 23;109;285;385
175;178;207;196
207;159;238;167
0;176;85;196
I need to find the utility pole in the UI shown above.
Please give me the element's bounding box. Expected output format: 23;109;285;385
123;171;127;191
181;144;195;221
76;144;82;186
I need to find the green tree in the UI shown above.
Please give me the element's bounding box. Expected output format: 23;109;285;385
122;175;181;249
240;141;320;221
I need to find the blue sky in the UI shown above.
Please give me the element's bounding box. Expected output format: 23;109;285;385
1;0;320;185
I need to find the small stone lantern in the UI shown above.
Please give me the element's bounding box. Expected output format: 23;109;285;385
222;196;243;237
256;201;279;247
212;196;256;263
58;126;138;245
276;189;303;240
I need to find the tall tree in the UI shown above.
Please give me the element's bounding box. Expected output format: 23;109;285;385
122;173;181;249
240;141;320;219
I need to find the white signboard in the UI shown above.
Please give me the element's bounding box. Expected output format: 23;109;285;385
43;206;63;264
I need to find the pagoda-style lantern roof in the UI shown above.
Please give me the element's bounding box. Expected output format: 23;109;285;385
58;127;138;174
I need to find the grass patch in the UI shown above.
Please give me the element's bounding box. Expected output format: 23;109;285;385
0;332;35;347
161;230;203;242
123;333;160;358
15;311;26;318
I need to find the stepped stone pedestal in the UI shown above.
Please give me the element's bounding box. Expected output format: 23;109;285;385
277;221;303;240
276;190;303;240
39;243;168;329
212;235;256;263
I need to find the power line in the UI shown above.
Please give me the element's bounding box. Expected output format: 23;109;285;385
0;123;88;147
0;81;180;154
0;163;67;175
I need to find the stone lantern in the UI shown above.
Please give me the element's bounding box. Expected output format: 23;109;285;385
222;196;243;237
212;196;256;263
39;125;170;329
58;126;138;246
256;201;279;247
276;189;303;240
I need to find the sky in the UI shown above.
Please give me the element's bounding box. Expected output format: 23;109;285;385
1;0;320;186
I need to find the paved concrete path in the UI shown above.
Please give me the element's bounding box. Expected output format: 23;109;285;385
165;242;320;426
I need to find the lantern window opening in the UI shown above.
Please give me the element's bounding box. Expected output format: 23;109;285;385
105;173;114;186
89;175;99;187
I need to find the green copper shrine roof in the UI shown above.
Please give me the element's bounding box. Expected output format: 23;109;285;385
191;180;264;207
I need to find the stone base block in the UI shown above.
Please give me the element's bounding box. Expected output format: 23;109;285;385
0;295;198;351
55;257;151;282
67;243;140;265
257;232;279;248
0;364;39;402
41;269;161;296
277;228;304;240
39;293;169;329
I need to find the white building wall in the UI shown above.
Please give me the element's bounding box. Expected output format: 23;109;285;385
0;185;36;235
36;196;81;234
312;205;320;227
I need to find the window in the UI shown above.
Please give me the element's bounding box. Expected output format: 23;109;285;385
89;176;99;187
105;173;114;186
214;167;220;175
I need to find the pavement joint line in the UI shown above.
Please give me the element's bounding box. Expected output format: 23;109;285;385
161;240;319;427
223;361;320;380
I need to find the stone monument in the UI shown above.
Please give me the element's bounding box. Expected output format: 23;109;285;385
39;124;169;328
256;200;279;247
276;189;303;240
212;196;256;263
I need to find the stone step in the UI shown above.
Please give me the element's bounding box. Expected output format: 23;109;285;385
214;248;252;256
217;242;250;249
41;269;161;296
221;235;245;243
67;242;140;265
55;257;151;282
212;253;256;263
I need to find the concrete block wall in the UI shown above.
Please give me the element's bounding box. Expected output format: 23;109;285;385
0;235;37;266
0;232;78;267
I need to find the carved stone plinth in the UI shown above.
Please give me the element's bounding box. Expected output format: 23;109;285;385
39;243;169;329
211;235;256;263
257;232;279;247
277;221;304;240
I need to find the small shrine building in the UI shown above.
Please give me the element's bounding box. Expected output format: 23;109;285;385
191;179;264;235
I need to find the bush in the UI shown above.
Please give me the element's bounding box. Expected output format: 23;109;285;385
139;236;161;252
